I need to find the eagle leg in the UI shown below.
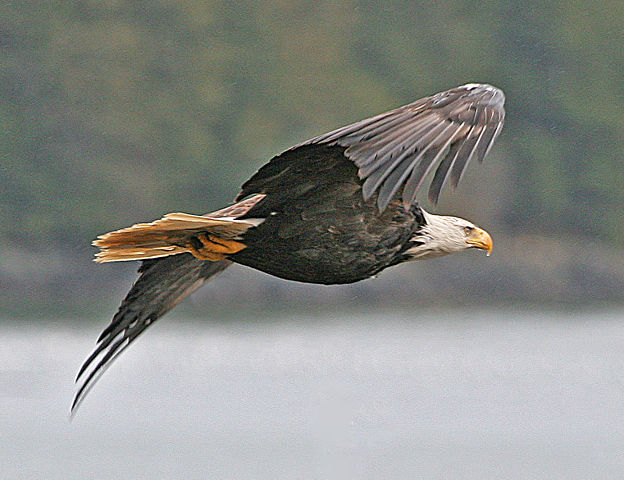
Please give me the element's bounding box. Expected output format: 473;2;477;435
187;233;247;261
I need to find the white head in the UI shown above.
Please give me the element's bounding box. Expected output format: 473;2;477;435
406;210;493;261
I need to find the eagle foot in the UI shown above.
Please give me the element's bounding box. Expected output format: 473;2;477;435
187;233;247;261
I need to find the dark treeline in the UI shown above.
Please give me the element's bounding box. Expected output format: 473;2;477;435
2;2;623;314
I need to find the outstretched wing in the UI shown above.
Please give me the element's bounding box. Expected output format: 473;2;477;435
71;255;232;414
239;83;505;211
73;195;267;414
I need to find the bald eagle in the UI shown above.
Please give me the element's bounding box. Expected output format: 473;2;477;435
72;83;505;412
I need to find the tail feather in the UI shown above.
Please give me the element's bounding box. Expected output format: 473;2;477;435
93;212;262;263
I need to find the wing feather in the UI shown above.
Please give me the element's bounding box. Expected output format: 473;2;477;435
72;196;267;414
71;256;232;414
360;118;444;199
402;121;460;206
358;116;439;178
237;83;505;209
449;124;482;188
306;83;505;207
374;122;451;210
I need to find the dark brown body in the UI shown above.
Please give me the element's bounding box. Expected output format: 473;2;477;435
233;192;422;284
231;145;425;284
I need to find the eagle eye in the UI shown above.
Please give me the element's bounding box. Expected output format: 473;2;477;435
463;226;474;236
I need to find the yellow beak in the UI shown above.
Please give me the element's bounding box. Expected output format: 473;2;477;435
467;227;493;256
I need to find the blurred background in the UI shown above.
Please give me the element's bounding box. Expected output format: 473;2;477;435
2;2;624;479
2;0;623;315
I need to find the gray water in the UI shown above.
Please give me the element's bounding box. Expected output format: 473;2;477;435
2;309;624;479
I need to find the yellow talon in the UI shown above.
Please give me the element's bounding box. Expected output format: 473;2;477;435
205;234;247;254
187;234;247;261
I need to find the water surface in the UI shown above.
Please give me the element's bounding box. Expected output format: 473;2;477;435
2;309;624;479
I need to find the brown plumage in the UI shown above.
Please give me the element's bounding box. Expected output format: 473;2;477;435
72;83;505;413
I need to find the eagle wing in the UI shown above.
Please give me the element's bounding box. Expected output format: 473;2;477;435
239;83;505;211
72;196;265;414
71;256;231;414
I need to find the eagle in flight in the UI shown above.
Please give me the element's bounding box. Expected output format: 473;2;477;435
72;83;505;412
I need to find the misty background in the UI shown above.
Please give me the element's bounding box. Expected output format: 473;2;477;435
2;1;623;317
3;2;624;479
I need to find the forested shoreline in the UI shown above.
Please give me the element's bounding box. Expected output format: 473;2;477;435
2;2;623;314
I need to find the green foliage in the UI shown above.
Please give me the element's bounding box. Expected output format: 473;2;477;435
1;0;623;252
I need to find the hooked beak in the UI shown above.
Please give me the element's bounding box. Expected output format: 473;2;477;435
467;227;493;256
